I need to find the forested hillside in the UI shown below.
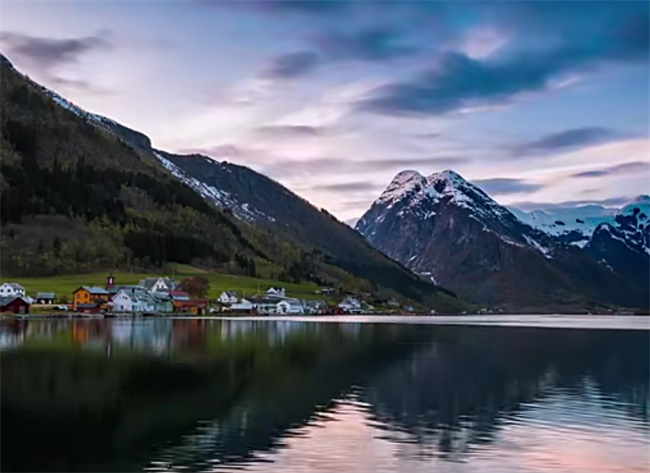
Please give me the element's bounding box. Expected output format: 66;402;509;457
0;54;463;311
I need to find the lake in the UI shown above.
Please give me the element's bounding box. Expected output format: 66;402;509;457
1;317;648;472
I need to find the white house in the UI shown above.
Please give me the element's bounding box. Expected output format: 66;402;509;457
111;289;157;313
338;296;363;314
231;298;254;312
0;283;26;298
250;297;278;314
36;292;56;304
266;287;286;299
276;298;304;315
139;277;177;293
218;291;239;304
304;300;326;314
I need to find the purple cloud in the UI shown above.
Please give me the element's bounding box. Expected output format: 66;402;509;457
571;161;650;178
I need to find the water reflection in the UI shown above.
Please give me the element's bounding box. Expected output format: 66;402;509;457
1;319;648;472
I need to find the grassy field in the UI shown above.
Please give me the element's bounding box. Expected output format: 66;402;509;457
1;266;328;302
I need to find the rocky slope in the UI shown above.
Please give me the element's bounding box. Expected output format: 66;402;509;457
356;170;649;311
152;152;460;306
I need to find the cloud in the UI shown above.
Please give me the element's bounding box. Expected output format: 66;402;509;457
473;178;545;195
313;27;417;62
254;125;325;137
358;3;649;116
570;161;650;178
0;31;111;72
514;127;625;156
510;196;634;211
308;181;384;193
261;51;321;79
0;31;112;91
262;26;416;82
204;0;348;16
258;155;470;179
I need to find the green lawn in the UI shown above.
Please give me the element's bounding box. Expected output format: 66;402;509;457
2;267;326;302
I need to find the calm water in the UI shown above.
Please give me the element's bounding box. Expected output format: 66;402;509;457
1;318;648;473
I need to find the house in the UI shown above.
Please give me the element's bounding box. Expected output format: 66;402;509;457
139;277;178;293
173;299;207;315
35;292;56;304
387;299;401;308
265;287;286;299
0;296;30;314
324;305;346;315
230;298;254;312
249;297;279;314
338;296;363;314
110;289;156;313
150;292;174;313
168;291;190;301
303;300;326;314
76;303;101;314
276;298;305;315
218;291;239;304
0;283;26;298
73;287;110;311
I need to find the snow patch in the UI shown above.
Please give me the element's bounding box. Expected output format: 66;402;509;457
153;152;272;223
523;235;553;259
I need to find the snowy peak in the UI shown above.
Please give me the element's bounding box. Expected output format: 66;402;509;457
512;195;650;251
428;169;468;186
618;195;650;217
626;195;650;205
371;168;513;223
377;170;426;205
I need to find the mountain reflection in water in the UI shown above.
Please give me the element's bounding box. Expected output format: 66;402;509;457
1;319;648;473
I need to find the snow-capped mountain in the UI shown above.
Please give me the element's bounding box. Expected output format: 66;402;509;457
510;195;649;291
356;169;649;311
510;196;649;250
357;169;555;265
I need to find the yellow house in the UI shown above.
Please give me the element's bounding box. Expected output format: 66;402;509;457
72;286;110;311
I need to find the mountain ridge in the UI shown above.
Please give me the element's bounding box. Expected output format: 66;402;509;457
356;168;649;311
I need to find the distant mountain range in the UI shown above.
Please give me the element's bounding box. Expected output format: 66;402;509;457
356;170;649;312
0;52;461;312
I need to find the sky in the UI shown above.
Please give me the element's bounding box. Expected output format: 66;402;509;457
1;0;649;222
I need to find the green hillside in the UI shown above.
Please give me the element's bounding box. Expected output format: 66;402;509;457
0;269;323;302
0;54;465;312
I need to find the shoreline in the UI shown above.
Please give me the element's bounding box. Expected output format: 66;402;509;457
2;313;649;330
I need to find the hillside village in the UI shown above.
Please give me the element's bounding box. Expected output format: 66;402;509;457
0;274;392;316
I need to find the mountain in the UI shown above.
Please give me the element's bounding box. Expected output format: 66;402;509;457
356;170;649;312
510;197;649;248
0;53;462;311
152;151;460;306
512;196;650;291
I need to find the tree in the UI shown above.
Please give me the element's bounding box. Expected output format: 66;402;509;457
53;236;62;257
179;276;210;298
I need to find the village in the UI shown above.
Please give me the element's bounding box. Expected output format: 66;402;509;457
0;274;391;316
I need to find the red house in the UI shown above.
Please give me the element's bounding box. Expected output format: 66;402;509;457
173;299;207;315
0;296;30;314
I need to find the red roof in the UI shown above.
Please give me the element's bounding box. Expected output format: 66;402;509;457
168;291;189;297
